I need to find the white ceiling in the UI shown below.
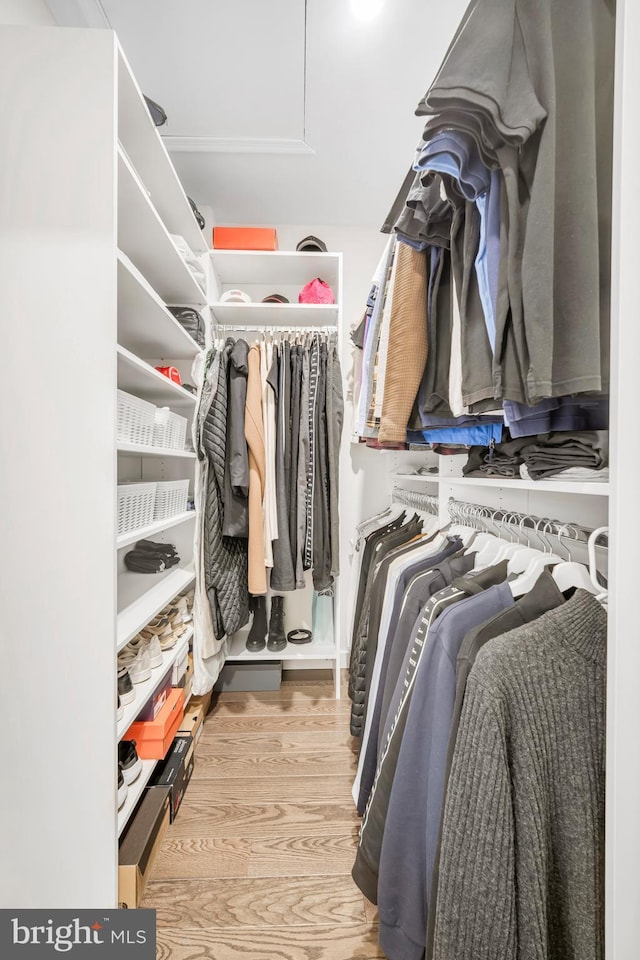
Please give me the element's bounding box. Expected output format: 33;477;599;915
47;0;469;227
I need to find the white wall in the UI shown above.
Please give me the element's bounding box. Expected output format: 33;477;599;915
0;0;54;24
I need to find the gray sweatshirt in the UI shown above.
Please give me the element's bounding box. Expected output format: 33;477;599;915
432;589;607;960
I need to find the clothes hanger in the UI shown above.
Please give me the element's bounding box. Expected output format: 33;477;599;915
587;526;609;606
464;505;502;555
551;523;599;594
508;519;562;598
447;500;478;548
472;508;515;568
490;512;530;564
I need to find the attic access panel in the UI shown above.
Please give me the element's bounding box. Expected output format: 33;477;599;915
103;0;306;142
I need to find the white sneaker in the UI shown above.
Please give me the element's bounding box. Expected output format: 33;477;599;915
118;645;151;684
129;634;163;668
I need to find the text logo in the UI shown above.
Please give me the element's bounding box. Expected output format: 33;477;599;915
2;910;155;957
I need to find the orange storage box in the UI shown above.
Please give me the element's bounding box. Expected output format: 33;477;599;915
212;226;278;251
125;687;185;760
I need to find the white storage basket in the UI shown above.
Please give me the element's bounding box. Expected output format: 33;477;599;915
153;479;189;521
117;389;156;447
153;407;188;451
117;482;157;536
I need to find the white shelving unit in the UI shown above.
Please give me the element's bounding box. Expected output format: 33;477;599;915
117;443;196;459
210;301;339;326
117;48;207;258
117;253;203;359
208;248;343;698
394;473;610;497
118;146;206;306
117;566;196;653
226;630;336;663
117;759;158;839
116;510;196;550
117;345;197;408
210;250;341;289
118;626;193;740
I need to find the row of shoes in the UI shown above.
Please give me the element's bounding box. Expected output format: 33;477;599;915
117;590;194;719
118;740;142;810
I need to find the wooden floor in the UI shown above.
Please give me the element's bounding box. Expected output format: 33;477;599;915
142;672;382;959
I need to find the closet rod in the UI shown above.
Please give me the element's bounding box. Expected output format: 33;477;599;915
446;496;608;546
392;484;439;515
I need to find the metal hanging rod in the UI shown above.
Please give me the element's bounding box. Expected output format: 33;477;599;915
446;496;608;547
392;485;439;515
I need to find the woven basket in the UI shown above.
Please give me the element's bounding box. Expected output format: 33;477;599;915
117;390;156;447
117;482;157;536
153;479;189;521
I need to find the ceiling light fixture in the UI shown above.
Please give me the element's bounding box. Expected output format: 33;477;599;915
350;0;385;22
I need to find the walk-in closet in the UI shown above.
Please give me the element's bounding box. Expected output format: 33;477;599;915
1;1;638;959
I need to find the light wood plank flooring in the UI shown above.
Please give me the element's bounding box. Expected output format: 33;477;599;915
142;673;382;959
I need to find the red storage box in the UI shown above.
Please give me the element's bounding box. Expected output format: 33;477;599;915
213;227;278;251
125;687;185;760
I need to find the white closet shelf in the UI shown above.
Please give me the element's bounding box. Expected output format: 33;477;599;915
118;146;207;306
117;344;197;407
117;511;196;550
117;253;202;360
443;476;610;496
117;565;195;652
210;302;339;327
226;630;336;663
210;250;341;290
118;758;158;838
117;443;196;459
394;473;439;482
118;625;193;740
117;48;207;257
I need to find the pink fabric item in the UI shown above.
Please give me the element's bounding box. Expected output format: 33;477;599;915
298;278;335;304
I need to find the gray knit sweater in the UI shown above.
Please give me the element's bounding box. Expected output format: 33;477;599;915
432;589;607;960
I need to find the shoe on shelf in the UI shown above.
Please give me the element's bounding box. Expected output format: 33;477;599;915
246;595;267;652
118;740;142;785
140;625;178;651
129;634;162;668
268;595;287;652
117;694;124;723
118;645;152;684
117;763;128;810
117;666;135;705
143;617;174;642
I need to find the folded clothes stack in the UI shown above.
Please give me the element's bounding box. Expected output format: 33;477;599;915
519;431;609;481
463;431;609;481
504;395;609;439
124;539;181;573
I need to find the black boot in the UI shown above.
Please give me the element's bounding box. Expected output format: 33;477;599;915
246;596;267;652
268;595;287;652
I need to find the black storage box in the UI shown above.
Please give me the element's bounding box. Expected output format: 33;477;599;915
147;733;195;821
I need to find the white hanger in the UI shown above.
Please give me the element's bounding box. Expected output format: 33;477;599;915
472;508;514;568
447;500;479;548
465;507;506;563
508;519;562;598
492;513;532;564
551;524;599;594
587;526;609;606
